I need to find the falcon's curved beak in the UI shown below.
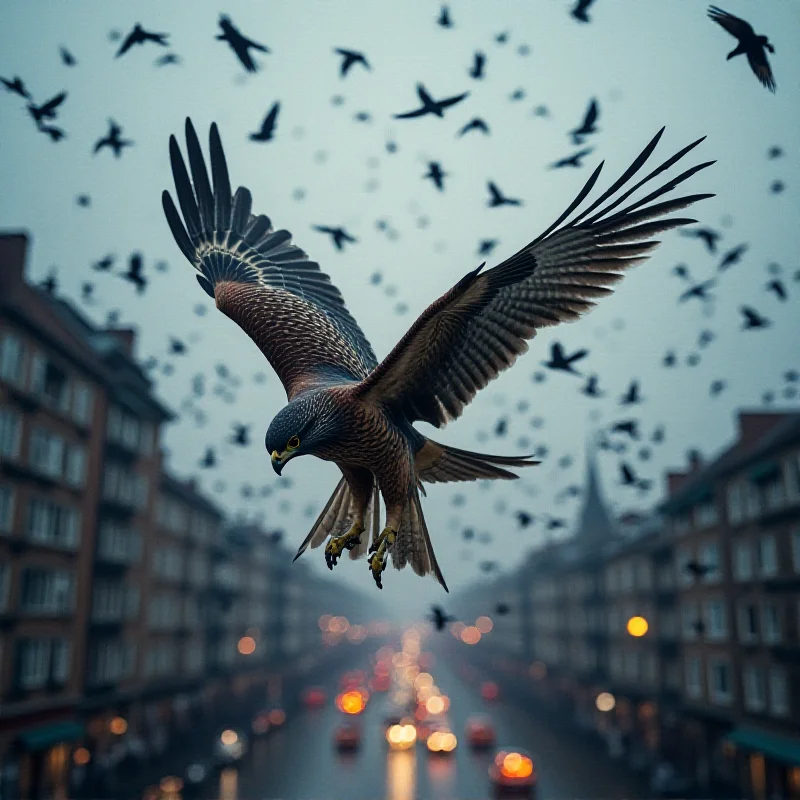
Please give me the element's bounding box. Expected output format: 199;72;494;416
271;450;284;475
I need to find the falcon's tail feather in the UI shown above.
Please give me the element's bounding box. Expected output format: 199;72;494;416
390;488;448;592
293;478;377;562
416;438;539;484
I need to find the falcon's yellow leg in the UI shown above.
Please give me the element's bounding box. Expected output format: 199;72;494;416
369;527;396;590
325;522;365;570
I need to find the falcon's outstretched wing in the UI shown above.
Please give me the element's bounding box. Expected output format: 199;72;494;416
163;120;376;399
355;129;714;427
707;6;755;39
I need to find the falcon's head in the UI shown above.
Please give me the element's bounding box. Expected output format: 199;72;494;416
265;394;341;475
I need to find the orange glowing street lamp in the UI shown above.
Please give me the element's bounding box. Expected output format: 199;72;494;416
626;616;649;637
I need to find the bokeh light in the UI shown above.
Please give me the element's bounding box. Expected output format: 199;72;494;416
627;615;649;637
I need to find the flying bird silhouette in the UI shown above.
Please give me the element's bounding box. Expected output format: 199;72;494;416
59;46;77;66
312;225;357;251
1;75;30;98
155;53;181;67
708;6;775;92
162;120;712;591
718;243;747;271
26;91;67;123
468;52;486;79
570;99;599;144
334;48;370;77
543;342;589;375
437;5;453;28
550;148;593;169
394;84;469;119
122;252;147;293
424;161;447;191
248;102;280;142
679;278;716;304
681;226;721;253
429;605;455;631
765;278;787;301
739;306;770;330
458;117;489;137
571;0;597;23
115;23;169;57
216;15;269;72
619;380;642;405
93;119;133;158
487;182;522;207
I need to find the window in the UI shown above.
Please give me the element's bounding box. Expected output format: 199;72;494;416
32;358;70;413
682;603;699;641
152;546;183;581
104;463;146;508
624;650;639;680
0;561;10;611
743;666;766;712
106;406;122;442
97;520;141;564
738;603;759;643
727;483;743;524
757;536;778;578
642;654;657;686
89;639;137;686
157;496;188;534
636;561;652;591
700;541;721;583
16;639;51;689
743;482;761;519
769;668;789;716
148;593;181;630
0;332;25;386
145;642;177;678
71;383;94;426
685;657;702;699
20;569;75;614
762;603;781;644
27;499;80;550
29;428;64;478
92;580;127;621
792;528;800;574
695;500;719;529
620;563;634;592
0;407;21;459
762;473;786;512
0;485;14;534
51;640;71;684
184;644;204;674
708;658;732;705
705;599;727;640
64;445;87;488
139;422;155;456
734;541;753;581
677;546;694;587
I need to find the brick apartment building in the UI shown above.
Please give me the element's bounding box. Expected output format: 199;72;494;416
0;232;373;799
453;413;800;799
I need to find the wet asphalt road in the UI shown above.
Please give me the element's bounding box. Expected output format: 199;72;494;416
206;644;650;800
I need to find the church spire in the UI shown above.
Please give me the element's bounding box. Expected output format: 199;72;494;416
575;436;617;550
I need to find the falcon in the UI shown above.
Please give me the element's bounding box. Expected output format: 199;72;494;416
162;120;713;591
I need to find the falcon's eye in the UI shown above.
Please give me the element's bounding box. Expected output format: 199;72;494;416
286;436;301;451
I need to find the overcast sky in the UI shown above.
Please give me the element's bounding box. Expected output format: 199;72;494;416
1;1;798;614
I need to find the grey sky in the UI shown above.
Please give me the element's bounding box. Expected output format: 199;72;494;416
1;1;798;615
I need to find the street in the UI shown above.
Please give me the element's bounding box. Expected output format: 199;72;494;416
203;643;651;800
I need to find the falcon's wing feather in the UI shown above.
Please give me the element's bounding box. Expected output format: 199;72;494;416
708;6;754;38
162;119;376;399
355;129;714;427
747;49;776;92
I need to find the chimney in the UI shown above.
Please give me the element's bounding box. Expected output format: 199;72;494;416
0;232;30;289
104;327;136;356
686;449;703;473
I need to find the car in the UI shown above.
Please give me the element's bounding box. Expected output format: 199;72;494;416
488;748;537;798
466;714;496;749
334;722;361;751
303;686;327;709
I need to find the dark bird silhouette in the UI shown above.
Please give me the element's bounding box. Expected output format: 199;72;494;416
477;239;498;256
424;161;447;191
708;6;776;92
437;5;453;28
718;243;747;272
27;91;67;123
571;0;597;23
651;425;665;444
740;306;770;330
1;75;30;98
462;527;475;541
693;619;706;636
679;279;716;304
663;351;677;368
515;511;534;528
619;381;642;406
532;104;550;118
37;123;66;142
393;83;469;119
334;48;370;77
458;117;489;137
312;224;357;251
543;342;588;375
619;461;650;490
230;423;251;447
770;180;784;195
673;264;691;281
115;23;169;57
169;337;186;355
122;252;147;293
468;52;486;79
80;282;94;303
92;254;115;271
785;370;799;383
199;447;217;468
710;379;727;397
429;605;455;631
93;119;133;158
509;88;526;102
59;46;77;66
487;181;522;207
570;99;599;144
766;278;786;301
550;148;593;169
581;375;604;398
685;560;712;578
681;226;721;253
248;102;280;142
39;272;58;295
545;517;566;531
495;31;509;44
495;602;511;616
155;53;181;67
611;419;639;440
494;418;508;438
216;15;269;72
697;329;716;348
767;145;783;160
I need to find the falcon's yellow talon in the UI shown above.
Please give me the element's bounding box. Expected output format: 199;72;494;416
325;522;364;569
368;527;396;588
